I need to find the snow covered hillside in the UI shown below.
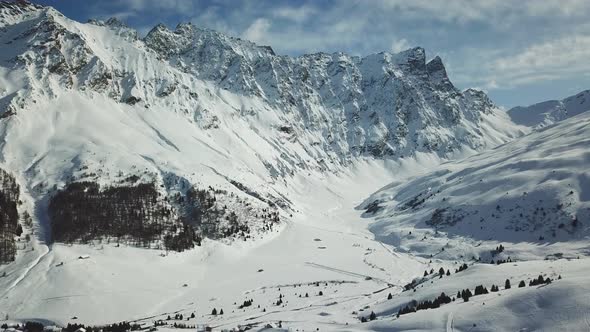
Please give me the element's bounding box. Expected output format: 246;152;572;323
348;105;590;331
0;0;521;253
508;89;590;129
361;258;590;331
0;1;588;331
361;111;590;262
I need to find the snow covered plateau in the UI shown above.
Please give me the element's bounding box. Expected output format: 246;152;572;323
0;1;589;331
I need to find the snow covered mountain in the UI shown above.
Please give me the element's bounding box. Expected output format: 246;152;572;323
142;22;517;159
0;1;520;251
2;1;588;331
355;111;590;330
361;110;590;261
508;89;590;129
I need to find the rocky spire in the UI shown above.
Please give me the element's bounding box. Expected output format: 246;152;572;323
426;56;454;91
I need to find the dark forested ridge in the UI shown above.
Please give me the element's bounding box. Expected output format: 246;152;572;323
0;168;20;263
49;180;281;252
49;182;175;247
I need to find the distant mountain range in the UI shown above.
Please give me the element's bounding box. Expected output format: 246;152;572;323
508;90;590;128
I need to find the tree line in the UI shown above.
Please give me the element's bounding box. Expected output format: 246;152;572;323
0;168;20;264
49;180;281;252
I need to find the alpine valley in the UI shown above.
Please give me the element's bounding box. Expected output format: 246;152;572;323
0;2;589;331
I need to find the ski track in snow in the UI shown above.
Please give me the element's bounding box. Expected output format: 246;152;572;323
1;246;50;300
446;311;454;332
304;262;390;285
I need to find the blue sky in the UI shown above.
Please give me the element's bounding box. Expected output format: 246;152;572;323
36;0;590;108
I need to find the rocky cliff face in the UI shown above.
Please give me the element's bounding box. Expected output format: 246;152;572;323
143;23;514;158
0;2;519;165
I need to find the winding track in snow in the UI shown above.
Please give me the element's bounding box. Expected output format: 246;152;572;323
305;262;392;286
1;245;50;300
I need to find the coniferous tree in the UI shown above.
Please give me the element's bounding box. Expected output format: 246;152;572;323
15;224;23;237
474;285;488;295
461;289;472;302
369;311;376;321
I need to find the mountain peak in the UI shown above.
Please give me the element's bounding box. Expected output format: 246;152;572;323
0;6;514;162
426;56;445;74
88;17;138;40
394;47;426;67
426;55;453;89
174;21;194;33
508;89;590;128
0;0;43;27
0;0;42;11
149;22;170;34
105;17;127;28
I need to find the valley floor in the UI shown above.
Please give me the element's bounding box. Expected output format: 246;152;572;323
1;160;589;332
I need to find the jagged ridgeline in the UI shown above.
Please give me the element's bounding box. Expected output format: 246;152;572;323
48;180;280;251
0;168;20;263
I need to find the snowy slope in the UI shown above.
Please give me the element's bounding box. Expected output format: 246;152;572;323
346;109;590;331
0;161;432;328
359;258;590;332
361;111;590;262
508;89;590;129
1;1;587;331
0;1;522;249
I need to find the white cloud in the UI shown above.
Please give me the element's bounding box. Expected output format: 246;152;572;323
272;5;316;23
448;34;590;91
494;35;590;73
124;0;195;12
489;35;590;87
391;38;411;53
522;0;590;18
373;0;590;24
242;18;272;44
